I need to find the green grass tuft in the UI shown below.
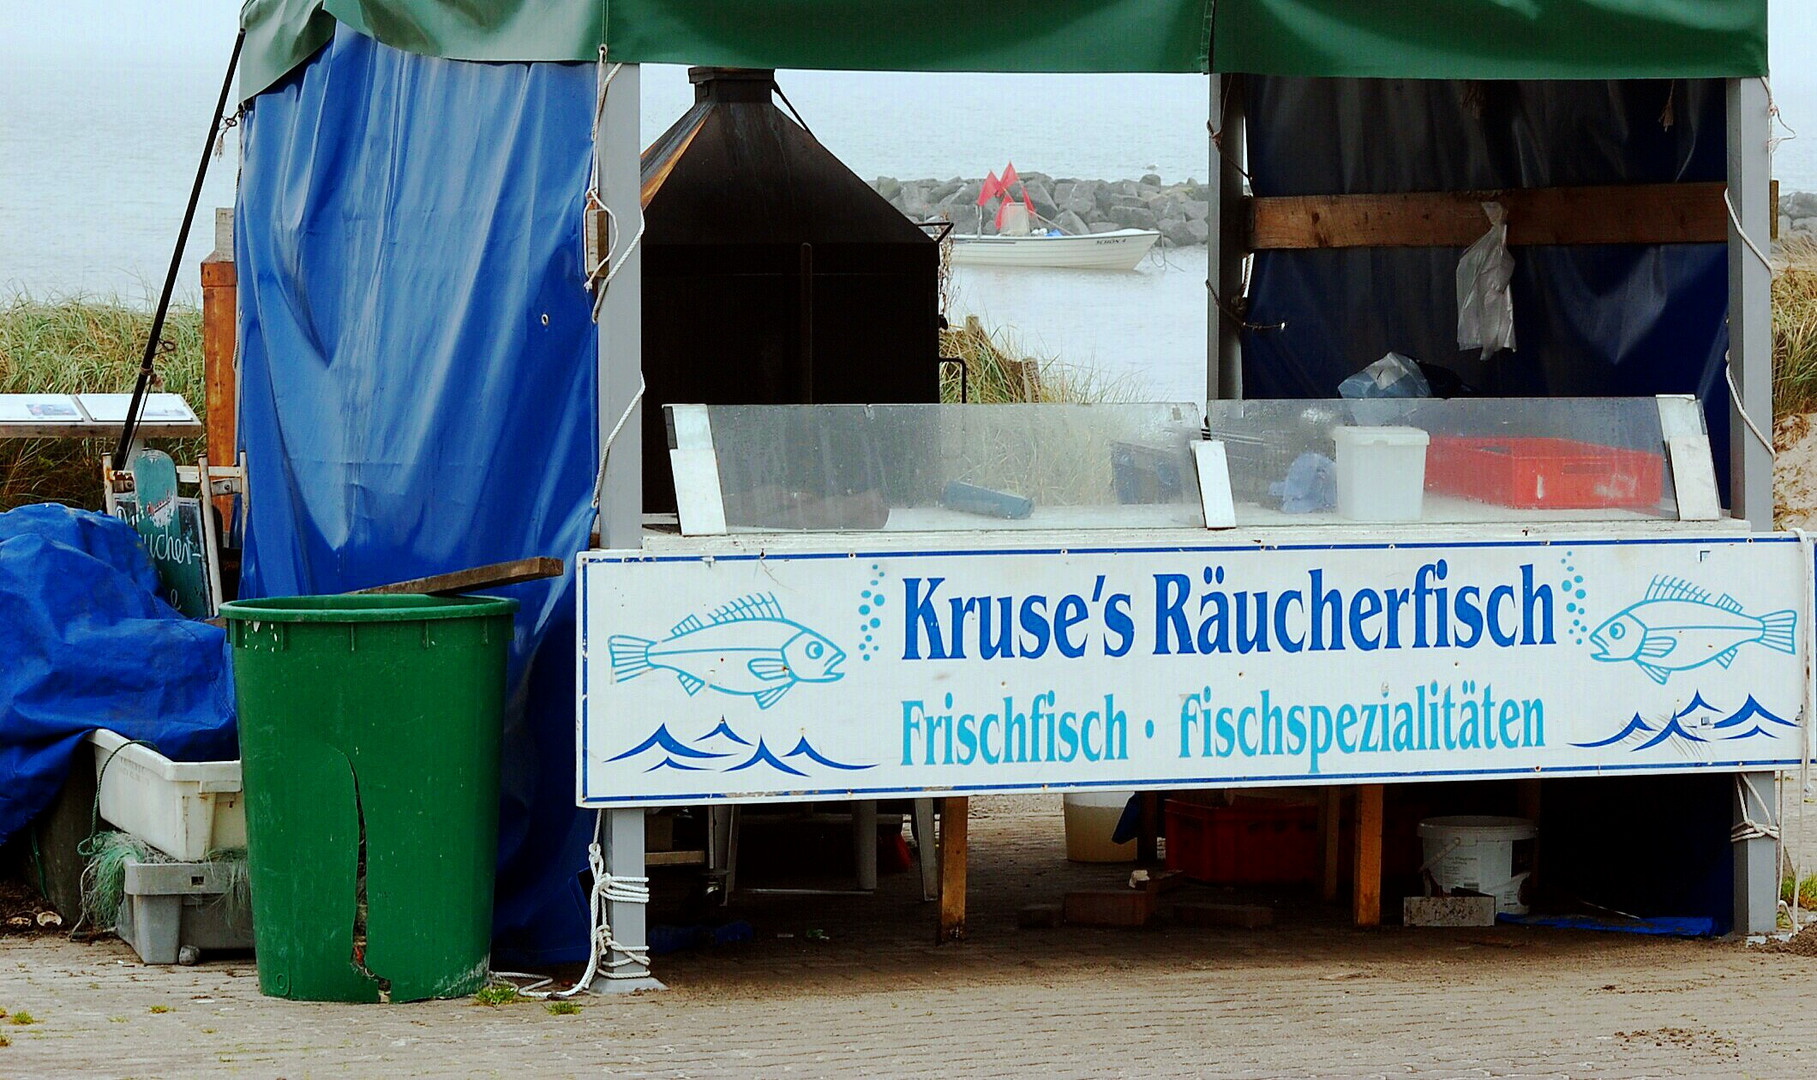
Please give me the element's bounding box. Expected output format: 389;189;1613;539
8;1012;36;1026
473;985;522;1007
1782;870;1817;910
0;296;205;511
544;1000;581;1016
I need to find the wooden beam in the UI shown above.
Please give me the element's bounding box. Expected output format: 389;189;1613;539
352;556;567;597
1321;786;1343;904
202;209;238;529
1352;784;1383;927
1249;182;1728;250
937;796;969;943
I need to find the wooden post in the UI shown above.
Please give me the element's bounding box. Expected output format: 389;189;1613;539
1352;784;1383;926
1137;792;1161;864
1320;786;1343;903
201;207;237;527
937;796;969;943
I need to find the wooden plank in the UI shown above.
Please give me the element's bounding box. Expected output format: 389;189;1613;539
1249;182;1728;250
202;246;237;528
352;556;567;596
1320;786;1343;904
937;796;969;943
1352;784;1383;927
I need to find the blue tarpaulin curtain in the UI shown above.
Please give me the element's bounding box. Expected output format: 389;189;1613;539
235;25;600;964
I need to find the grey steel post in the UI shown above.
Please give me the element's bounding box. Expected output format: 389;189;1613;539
1208;74;1246;401
1732;772;1779;936
1726;78;1772;529
594;61;659;991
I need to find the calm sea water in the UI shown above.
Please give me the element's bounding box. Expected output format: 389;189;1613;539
8;59;1817;404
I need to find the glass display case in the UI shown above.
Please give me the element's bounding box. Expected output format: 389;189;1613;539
664;397;1713;534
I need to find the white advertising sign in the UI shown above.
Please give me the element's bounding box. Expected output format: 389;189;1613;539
578;536;1810;806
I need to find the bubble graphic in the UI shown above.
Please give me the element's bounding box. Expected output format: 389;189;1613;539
1567;602;1577;613
1575;589;1587;600
873;594;885;606
869;617;881;629
859;605;870;616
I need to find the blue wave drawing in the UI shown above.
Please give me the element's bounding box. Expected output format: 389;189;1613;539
1633;717;1707;751
1573;713;1654;748
608;724;732;762
1719;723;1782;741
1710;695;1797;730
697;719;752;746
612;721;875;777
1575;694;1797;752
724;738;810;777
782;736;877;771
646;758;711;772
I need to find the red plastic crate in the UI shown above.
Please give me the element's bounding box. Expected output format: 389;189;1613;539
1163;800;1319;886
1425;436;1665;510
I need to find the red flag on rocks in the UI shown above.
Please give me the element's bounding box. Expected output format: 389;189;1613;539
977;170;1001;205
1000;162;1020;191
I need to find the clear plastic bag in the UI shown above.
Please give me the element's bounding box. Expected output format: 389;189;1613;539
1456;202;1516;359
1338;351;1430;400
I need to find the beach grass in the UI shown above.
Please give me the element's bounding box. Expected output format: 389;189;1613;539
0;297;205;511
1773;238;1817;416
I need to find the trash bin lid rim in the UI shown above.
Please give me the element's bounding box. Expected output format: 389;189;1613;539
219;594;520;623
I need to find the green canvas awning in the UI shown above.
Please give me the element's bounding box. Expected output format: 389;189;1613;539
239;0;1767;103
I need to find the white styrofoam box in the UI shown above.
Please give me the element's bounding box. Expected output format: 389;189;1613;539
1334;425;1430;522
89;729;244;862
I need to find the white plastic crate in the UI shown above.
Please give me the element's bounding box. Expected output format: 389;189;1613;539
89;729;245;862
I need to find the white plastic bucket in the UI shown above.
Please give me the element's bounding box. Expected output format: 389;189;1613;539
1063;791;1136;863
1334;425;1429;521
1417;815;1537;915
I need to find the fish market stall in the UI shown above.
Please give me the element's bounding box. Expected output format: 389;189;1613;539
229;1;1791;992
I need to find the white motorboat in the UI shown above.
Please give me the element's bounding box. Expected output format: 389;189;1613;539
949;227;1162;270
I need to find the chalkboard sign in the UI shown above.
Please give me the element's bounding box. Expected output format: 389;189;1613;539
113;491;217;619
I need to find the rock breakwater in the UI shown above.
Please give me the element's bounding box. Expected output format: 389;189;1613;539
873;173;1210;247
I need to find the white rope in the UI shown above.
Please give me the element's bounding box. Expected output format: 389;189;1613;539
589;375;646;515
1723;187;1773;272
1724;357;1776;457
494;810;652;999
1732;773;1781;844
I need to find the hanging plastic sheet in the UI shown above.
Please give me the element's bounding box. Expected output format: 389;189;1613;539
0;505;236;847
1240;77;1734;502
235;26;599;965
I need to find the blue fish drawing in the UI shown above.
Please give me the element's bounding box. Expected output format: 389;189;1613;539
607;593;845;709
1589;576;1796;685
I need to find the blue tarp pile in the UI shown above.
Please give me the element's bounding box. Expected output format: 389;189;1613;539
0;504;237;847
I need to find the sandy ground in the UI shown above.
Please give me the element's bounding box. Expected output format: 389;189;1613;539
3;790;1816;1079
1777;413;1817;530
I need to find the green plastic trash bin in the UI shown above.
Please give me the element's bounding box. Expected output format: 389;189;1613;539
221;594;518;1003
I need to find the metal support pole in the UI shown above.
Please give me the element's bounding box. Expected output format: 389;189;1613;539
1726;78;1772;529
600;807;663;990
597;63;644;548
593;62;658;992
1208;74;1246;401
1733;771;1779;936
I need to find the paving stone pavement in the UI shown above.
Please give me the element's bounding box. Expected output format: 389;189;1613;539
3;788;1815;1078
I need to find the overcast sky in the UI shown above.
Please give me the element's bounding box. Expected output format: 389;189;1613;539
4;2;1815;159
